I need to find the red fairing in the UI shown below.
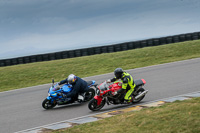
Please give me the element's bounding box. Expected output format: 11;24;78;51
109;82;122;92
141;79;146;84
94;95;103;105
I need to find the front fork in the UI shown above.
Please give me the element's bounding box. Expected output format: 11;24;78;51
46;96;57;104
46;96;51;100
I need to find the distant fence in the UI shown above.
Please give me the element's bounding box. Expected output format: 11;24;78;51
0;31;200;67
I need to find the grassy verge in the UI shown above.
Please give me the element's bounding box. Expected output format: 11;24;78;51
0;40;200;92
54;97;200;133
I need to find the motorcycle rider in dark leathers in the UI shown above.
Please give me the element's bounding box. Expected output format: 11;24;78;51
57;74;88;102
107;68;136;103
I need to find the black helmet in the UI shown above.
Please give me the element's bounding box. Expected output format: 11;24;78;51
114;68;124;79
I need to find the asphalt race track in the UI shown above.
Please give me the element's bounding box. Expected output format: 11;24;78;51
0;58;200;133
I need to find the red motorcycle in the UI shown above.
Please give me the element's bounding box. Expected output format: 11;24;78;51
88;79;148;111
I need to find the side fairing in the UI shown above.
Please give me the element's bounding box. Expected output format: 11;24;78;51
62;84;72;93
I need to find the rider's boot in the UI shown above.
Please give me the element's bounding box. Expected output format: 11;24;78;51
78;94;84;103
126;96;134;104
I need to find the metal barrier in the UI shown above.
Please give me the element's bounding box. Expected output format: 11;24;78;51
0;31;200;67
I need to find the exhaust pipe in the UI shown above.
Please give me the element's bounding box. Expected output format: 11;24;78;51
135;90;148;99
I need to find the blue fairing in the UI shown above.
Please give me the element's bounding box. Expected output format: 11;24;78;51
62;84;73;93
47;96;51;100
48;83;72;99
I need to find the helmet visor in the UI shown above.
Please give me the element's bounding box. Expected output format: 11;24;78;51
68;78;75;84
115;73;121;79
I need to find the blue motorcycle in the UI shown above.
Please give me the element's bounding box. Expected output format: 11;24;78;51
42;79;97;109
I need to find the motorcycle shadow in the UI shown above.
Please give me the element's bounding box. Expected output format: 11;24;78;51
92;101;146;112
43;102;88;111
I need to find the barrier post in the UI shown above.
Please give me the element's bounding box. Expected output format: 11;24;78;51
101;46;108;53
42;55;49;61
24;56;30;63
81;49;88;56
93;47;101;54
5;59;11;66
141;41;147;47
30;56;37;62
55;52;62;59
69;51;75;58
166;37;173;44
147;39;153;47
159;37;167;45
11;58;18;65
173;36;180;43
134;41;140;48
153;39;160;46
179;34;186;42
75;50;81;57
114;44;121;52
0;60;5;67
49;53;56;60
185;34;192;41
18;58;24;64
62;51;68;59
36;55;43;62
192;32;199;40
121;43;128;50
127;42;134;49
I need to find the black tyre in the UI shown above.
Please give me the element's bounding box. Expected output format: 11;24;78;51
84;88;95;102
42;98;57;109
88;98;106;111
132;88;146;103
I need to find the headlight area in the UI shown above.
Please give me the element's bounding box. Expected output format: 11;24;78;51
48;93;50;96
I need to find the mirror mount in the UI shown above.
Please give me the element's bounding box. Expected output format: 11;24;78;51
52;78;55;87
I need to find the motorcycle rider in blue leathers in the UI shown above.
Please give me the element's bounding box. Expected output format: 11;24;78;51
57;74;88;102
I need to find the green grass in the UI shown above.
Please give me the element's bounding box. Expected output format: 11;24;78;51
53;97;200;133
0;40;200;92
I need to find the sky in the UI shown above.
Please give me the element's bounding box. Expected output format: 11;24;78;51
0;0;200;59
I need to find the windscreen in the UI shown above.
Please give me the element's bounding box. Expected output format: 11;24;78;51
52;84;61;91
98;82;108;91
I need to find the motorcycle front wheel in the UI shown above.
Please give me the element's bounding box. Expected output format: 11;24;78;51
42;98;57;109
88;98;106;111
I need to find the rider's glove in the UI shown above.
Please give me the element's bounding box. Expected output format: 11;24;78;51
68;84;72;88
106;79;111;83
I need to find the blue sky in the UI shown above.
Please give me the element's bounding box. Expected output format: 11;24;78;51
0;0;200;59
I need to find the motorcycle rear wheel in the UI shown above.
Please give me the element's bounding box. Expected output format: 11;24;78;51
88;98;106;111
132;88;146;103
42;98;57;109
84;88;95;102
